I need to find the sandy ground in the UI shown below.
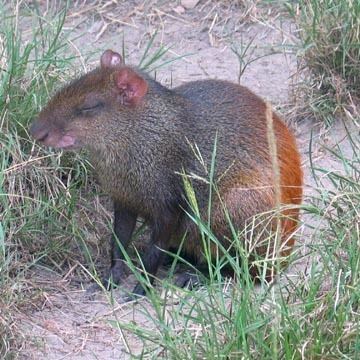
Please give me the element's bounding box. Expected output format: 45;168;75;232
14;1;358;359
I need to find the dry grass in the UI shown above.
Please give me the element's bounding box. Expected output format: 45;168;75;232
287;0;360;124
1;1;360;358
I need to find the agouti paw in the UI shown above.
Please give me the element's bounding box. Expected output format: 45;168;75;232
103;262;128;290
121;282;148;303
175;272;201;289
85;262;127;296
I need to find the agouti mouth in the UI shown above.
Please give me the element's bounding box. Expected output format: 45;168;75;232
51;135;80;150
30;120;80;150
37;133;49;143
57;143;82;151
29;121;50;142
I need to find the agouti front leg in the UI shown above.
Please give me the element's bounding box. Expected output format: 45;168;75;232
105;201;137;288
130;219;174;298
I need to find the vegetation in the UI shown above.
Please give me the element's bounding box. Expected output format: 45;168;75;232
115;132;360;358
0;2;91;357
287;0;360;124
0;0;359;359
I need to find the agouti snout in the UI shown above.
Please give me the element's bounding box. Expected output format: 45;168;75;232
30;49;303;297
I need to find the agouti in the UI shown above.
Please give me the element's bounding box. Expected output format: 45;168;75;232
30;49;303;297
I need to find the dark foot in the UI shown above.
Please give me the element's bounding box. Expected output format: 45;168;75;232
86;261;128;294
175;272;201;290
122;282;148;302
105;260;128;288
85;282;102;297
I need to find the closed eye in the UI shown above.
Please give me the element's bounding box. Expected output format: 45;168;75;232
77;102;104;115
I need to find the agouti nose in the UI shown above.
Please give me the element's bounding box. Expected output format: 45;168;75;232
29;121;49;142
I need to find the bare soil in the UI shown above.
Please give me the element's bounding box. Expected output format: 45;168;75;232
14;1;358;359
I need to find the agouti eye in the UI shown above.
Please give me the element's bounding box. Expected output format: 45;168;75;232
77;102;104;115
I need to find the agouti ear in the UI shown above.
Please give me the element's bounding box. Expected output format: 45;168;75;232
113;68;148;105
100;49;123;69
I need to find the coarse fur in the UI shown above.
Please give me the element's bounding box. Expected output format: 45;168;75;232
30;50;303;296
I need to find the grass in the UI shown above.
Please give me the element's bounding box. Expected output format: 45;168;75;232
114;127;360;359
0;1;94;357
286;0;360;124
1;0;360;359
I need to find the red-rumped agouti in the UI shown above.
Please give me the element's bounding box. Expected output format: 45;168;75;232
30;49;303;297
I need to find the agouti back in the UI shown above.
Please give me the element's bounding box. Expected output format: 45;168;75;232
30;49;303;296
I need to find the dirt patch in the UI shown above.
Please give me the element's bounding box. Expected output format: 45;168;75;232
14;1;358;358
17;272;140;359
64;0;296;104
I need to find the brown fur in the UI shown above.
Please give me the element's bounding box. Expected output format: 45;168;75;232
30;50;303;296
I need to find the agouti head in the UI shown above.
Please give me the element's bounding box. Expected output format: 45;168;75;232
30;50;148;151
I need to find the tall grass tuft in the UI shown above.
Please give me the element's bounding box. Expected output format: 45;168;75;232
0;2;87;356
287;0;360;124
113;132;360;359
